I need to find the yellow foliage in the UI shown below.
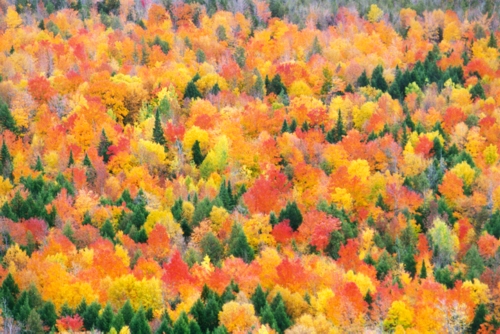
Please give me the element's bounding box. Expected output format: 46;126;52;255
243;214;275;249
108;275;164;310
358;228;375;260
115;244;131;268
219;302;258;332
143;210;179;236
289;80;313;96
195;73;228;94
367;4;384;23
210;206;229;232
312;288;335;314
182;201;195;222
344;270;376;296
451;161;476;186
0;176;13;205
384;300;415;330
353;102;376;129
4;244;29;270
6;6;22;29
183;126;210;152
462;279;490;305
347;159;371;181
484;144;499;166
323;145;349;170
137;139;169;169
330;187;353;211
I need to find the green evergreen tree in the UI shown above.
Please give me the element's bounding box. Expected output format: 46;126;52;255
97;303;114;333
18;297;32;323
464;245;485;280
189;321;202;334
68;149;75;167
156;318;173;334
371;65;388;91
2;273;20;311
25;309;44;334
34;156;44;172
183;80;202;100
278;201;303;231
39;301;57;328
111;312;125;332
260;303;278;332
357;70;369;87
289;119;297;132
98;129;112;163
419;261;427;279
280;119;289;133
129;307;151;334
488;32;497;48
0;99;17;133
192;140;205;166
335;110;346;142
38;19;45;30
200;232;223;265
153;109;167;147
120;300;135;326
251;69;265;99
100;219;116;240
173;311;190;334
269;212;278;226
83;301;101;330
1;141;13;181
470;82;486;100
469;303;487;334
251;284;267;315
228;223;254;263
271;294;292;333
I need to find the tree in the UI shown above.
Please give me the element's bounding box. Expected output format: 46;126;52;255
200;232;223;265
98;129;112;163
335;110;346;142
96;303;114;333
488;32;497;48
25;310;44;334
39;301;57;328
250;285;267;315
172;312;189;334
192;140;204;166
469;304;487;334
260;304;278;332
156;318;173;334
100;220;115;240
271;294;292;333
228;223;254;263
1;273;19;311
153;109;167;147
278;201;303;231
1;141;13;181
0;99;17;133
470;82;486;100
419;261;427;279
371;65;388;91
129;307;151;334
463;245;485;280
82;301;101;331
357;70;369;87
184;81;202;100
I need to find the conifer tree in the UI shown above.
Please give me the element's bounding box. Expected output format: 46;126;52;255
1;141;13;181
129;307;151;334
251;285;267;315
97;303;114;333
98;129;112;163
371;65;388;91
228;223;254;263
153;109;167;147
357;70;369;87
420;261;427;279
183;81;202;100
0;99;17;133
192;140;204;166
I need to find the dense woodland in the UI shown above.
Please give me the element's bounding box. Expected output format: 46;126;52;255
1;0;500;333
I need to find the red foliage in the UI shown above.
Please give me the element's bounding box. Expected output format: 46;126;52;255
28;76;57;104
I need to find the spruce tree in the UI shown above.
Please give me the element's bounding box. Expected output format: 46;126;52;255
251;285;267;315
0;99;17;133
129;307;151;334
419;261;427;279
289;119;297;132
260;304;278;332
335;110;346;142
183;81;202;100
39;301;57;329
228;223;254;263
153;109;167;147
98;129;112;163
25;309;44;334
464;245;485;280
34;156;44;172
200;232;223;265
470;82;486;100
96;303;114;333
111;312;125;332
371;65;388;91
488;32;497;48
2;273;20;311
192;140;205;166
357;70;369;87
278;201;303;231
1;141;13;181
280;119;289;133
156;318;173;334
68;150;75;167
173;311;190;334
469;304;487;334
271;294;292;333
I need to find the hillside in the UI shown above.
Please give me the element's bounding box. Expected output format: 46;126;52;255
1;1;500;333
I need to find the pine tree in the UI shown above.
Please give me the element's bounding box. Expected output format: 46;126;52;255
96;303;114;333
464;245;485;280
228;223;254;263
173;311;190;334
470;82;486;100
34;156;44;172
278;201;303;231
39;301;57;329
183;80;202;100
269;212;278;226
419;261;427;279
357;70;369;87
371;65;388;91
289;119;297;132
280;119;289;133
0;99;17;133
192;140;204;166
335;110;346;142
469;304;487;334
68;150;75;167
271;294;292;333
251;285;267;315
83;301;100;330
25;309;44;334
1;141;13;181
98;129;112;163
260;304;278;332
100;220;115;240
326;128;335;144
1;273;20;311
111;312;125;332
153;109;167;147
200;232;223;265
488;32;497;48
156;318;173;334
129;307;151;334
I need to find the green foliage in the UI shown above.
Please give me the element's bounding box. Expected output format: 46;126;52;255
469;303;487;334
120;300;135;326
463;245;485;280
200;232;224;265
153;109;167;147
371;65;388;91
192;140;205;166
97;303;114;333
83;301;101;330
183;80;202;100
251;284;267;315
470;82;486;100
357;70;369;87
98;129;112;163
129;307;152;334
0;99;17;133
228;223;254;263
278;201;303;231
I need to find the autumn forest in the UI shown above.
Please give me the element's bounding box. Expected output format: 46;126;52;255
1;0;500;333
